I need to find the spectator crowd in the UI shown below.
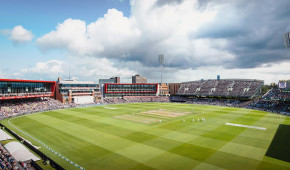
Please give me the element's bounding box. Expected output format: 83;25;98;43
103;96;169;104
0;144;20;170
262;88;290;100
0;98;71;120
178;80;263;98
170;96;290;115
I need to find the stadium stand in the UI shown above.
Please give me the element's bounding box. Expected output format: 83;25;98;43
0;144;22;169
170;96;290;115
177;79;263;98
123;96;169;103
263;88;290;101
250;99;290;114
0;98;71;120
103;97;126;104
171;96;248;107
103;96;169;104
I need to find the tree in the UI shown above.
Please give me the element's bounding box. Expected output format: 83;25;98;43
269;82;278;88
261;85;270;94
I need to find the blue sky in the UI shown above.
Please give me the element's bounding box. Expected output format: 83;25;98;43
0;0;290;84
0;0;130;78
0;0;131;33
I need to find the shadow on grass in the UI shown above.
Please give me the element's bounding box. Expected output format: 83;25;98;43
266;124;290;163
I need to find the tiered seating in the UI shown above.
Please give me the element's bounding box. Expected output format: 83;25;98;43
187;81;203;95
251;99;290;114
229;81;251;96
111;96;170;103
177;84;186;95
177;79;263;98
198;81;216;95
244;81;262;96
263;88;290;100
104;98;126;104
212;80;233;96
0;144;19;169
0;98;69;119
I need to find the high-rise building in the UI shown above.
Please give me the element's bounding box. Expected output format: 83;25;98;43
159;83;170;96
99;77;120;84
115;77;120;83
132;74;147;83
99;77;120;98
169;83;181;96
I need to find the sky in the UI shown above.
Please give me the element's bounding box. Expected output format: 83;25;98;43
0;0;290;84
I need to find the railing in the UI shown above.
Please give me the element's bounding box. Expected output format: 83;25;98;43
0;92;53;97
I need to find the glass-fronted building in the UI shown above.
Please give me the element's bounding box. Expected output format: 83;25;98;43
104;83;158;97
56;78;101;104
0;79;55;100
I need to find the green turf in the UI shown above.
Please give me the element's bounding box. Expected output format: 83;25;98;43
1;103;290;170
266;124;290;163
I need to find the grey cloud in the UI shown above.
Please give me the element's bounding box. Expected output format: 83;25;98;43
155;0;184;7
137;0;290;69
37;0;290;72
193;0;290;69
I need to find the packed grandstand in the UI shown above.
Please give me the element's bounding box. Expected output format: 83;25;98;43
177;79;263;98
0;77;290;169
0;78;290;120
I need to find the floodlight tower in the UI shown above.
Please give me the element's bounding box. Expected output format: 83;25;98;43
159;54;164;96
284;32;290;48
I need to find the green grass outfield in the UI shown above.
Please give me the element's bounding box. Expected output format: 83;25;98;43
1;103;290;170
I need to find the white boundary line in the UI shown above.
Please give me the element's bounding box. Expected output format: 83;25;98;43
104;107;117;109
7;114;85;170
225;123;266;130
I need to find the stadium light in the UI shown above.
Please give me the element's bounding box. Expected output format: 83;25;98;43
159;54;164;96
284;32;290;48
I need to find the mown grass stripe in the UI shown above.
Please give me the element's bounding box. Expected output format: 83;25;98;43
23;113;162;168
1;103;288;170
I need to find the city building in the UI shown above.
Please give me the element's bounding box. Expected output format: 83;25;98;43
104;83;158;97
132;74;147;83
0;79;55;100
99;77;120;98
159;83;170;96
169;83;181;96
55;77;101;104
99;77;120;84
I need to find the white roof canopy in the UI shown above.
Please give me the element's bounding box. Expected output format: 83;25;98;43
0;129;13;141
4;141;40;162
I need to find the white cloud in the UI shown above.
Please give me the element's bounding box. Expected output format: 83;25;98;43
168;61;290;84
37;9;141;57
36;0;227;67
9;25;33;43
33;0;290;84
14;60;64;80
13;58;136;82
67;57;136;82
